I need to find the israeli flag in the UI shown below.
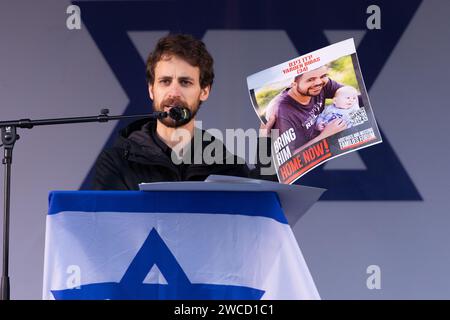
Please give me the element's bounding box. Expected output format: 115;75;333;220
43;191;320;300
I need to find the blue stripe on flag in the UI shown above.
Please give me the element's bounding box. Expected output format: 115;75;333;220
48;191;288;224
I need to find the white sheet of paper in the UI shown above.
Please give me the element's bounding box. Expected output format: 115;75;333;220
139;175;325;226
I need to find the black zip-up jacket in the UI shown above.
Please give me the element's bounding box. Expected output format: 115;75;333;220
92;119;273;190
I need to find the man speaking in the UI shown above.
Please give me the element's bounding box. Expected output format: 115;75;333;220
92;34;274;190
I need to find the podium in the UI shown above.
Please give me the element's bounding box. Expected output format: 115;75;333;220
43;179;324;300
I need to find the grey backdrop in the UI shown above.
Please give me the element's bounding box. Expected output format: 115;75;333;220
0;0;449;299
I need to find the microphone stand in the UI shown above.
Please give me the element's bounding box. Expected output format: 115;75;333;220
0;108;166;300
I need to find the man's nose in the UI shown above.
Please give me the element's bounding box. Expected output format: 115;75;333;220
314;79;323;86
167;82;182;98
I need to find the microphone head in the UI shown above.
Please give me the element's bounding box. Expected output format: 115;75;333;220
168;106;192;125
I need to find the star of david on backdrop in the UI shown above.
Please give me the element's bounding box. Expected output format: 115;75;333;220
76;0;423;201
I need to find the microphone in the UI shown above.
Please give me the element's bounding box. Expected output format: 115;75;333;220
168;106;192;123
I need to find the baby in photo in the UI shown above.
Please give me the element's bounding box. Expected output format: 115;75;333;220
316;85;360;131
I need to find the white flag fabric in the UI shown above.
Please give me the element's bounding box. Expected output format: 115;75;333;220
43;191;320;300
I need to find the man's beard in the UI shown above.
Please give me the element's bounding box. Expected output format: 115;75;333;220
297;84;323;97
154;97;200;128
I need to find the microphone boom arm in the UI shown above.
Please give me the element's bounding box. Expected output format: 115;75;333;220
0;108;167;129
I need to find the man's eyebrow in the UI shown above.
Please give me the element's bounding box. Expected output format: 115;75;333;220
178;76;195;81
157;75;195;82
306;73;328;81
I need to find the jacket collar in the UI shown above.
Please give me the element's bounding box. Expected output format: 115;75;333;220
114;119;242;167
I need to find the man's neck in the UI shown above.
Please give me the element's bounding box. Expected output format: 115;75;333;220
287;88;312;105
156;120;194;150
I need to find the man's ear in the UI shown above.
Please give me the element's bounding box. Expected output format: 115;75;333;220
199;85;211;102
148;84;154;100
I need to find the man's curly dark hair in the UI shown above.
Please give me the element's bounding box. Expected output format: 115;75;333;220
146;34;214;89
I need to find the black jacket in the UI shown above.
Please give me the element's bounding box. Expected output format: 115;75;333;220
92;119;272;190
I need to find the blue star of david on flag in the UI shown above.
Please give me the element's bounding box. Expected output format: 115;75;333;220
52;228;264;300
